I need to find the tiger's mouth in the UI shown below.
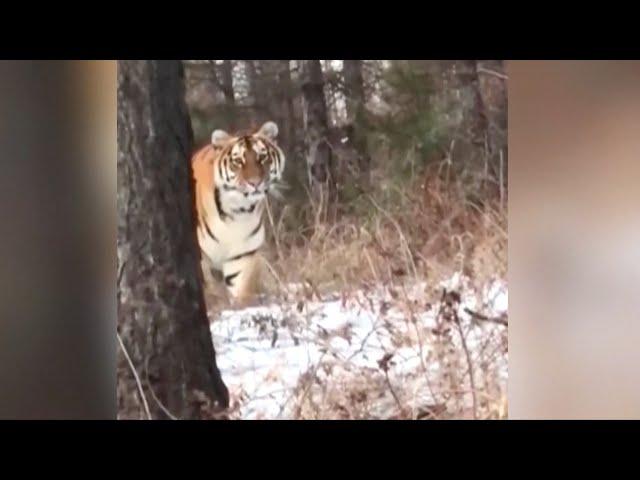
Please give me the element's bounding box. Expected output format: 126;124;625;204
241;176;271;192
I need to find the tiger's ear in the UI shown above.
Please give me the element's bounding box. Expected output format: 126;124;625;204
211;129;231;147
257;121;278;140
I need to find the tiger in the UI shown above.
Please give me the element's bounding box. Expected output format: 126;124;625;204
191;121;285;304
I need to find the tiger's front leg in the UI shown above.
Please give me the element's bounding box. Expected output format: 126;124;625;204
222;253;261;307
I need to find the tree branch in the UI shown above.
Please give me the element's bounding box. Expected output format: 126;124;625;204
464;308;508;327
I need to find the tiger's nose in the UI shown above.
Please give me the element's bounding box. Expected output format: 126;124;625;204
246;177;262;188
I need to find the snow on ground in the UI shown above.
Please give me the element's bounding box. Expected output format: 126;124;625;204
210;275;508;419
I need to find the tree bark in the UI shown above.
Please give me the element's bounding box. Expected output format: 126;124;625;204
275;60;296;157
342;60;371;183
300;60;334;193
343;60;365;124
461;60;489;146
219;60;235;106
117;60;229;420
244;60;273;129
213;60;237;130
244;60;259;104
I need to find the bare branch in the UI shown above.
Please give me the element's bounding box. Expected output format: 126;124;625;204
464;308;508;327
477;67;508;80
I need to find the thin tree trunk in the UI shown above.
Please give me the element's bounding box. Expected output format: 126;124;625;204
215;60;237;130
245;60;258;99
300;60;335;200
219;60;235;106
244;60;262;128
276;60;296;157
343;59;371;185
343;60;365;123
117;60;229;420
461;60;488;146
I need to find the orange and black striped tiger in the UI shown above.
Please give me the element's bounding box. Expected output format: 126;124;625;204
191;121;285;303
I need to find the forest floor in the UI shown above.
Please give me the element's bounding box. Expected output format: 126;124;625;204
207;272;507;420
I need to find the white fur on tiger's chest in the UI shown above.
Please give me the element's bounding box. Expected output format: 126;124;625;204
198;188;265;271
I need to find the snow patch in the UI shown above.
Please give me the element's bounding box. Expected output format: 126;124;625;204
211;275;507;419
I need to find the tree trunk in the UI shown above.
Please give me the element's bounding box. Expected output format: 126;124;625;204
300;60;335;198
343;60;365;124
342;59;371;185
117;60;229;420
244;60;275;129
461;60;489;146
275;60;296;157
215;60;237;130
219;60;235;106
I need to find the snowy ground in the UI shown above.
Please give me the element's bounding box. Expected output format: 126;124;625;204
210;273;508;419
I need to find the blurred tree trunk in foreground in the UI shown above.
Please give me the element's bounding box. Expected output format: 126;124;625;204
117;60;228;419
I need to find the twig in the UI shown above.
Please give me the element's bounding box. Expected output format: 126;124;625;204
117;260;126;288
464;308;508;327
144;359;179;420
346;322;382;362
263;257;289;296
384;369;403;413
117;331;152;420
278;350;329;419
398;285;439;404
452;310;478;420
363;248;380;283
435;289;478;419
477;67;508;80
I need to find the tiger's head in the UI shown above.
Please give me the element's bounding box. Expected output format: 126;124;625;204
211;121;285;196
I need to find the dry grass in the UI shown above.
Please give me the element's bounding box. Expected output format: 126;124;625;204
261;157;507;299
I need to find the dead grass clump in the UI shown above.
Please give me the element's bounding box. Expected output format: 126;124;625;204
261;157;506;300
